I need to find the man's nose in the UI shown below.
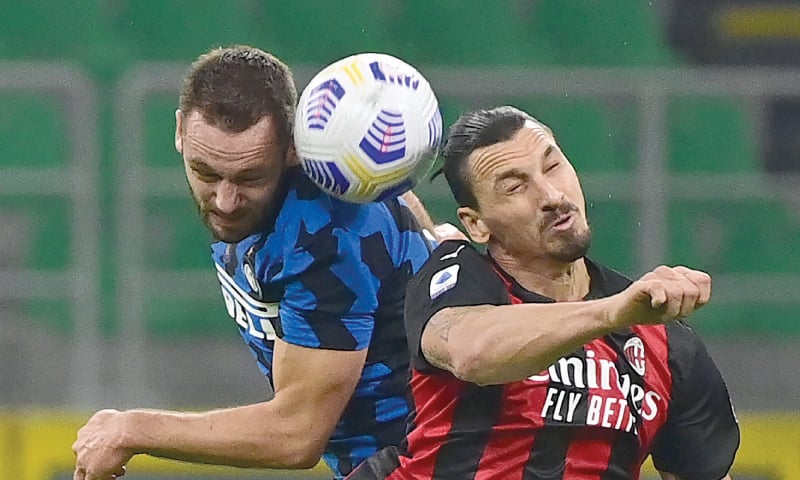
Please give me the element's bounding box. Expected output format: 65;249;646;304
215;180;240;214
539;179;565;211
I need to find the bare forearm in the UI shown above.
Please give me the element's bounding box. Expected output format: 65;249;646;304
400;191;437;234
122;399;323;469
425;299;615;385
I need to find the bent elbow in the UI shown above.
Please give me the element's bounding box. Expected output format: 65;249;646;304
283;452;322;470
250;435;324;469
449;341;500;386
279;439;325;469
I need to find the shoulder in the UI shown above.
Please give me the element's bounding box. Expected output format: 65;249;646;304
416;240;489;276
280;172;419;237
408;240;501;296
664;321;705;361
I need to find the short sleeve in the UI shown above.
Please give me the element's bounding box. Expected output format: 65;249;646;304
278;223;379;351
404;241;509;372
651;322;740;480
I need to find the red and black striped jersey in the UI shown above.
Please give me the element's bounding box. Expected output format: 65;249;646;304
348;240;739;480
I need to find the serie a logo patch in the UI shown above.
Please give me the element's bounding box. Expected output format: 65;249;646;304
429;264;460;300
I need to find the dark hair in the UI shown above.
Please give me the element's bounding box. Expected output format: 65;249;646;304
438;106;551;208
179;45;296;146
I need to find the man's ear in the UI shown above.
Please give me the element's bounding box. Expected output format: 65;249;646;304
457;206;490;244
285;142;300;167
175;109;184;154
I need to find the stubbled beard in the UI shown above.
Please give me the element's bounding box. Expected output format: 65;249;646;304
186;181;239;242
550;225;592;263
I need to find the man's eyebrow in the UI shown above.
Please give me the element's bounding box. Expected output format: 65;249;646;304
234;167;267;178
187;157;211;170
493;168;528;185
543;145;554;160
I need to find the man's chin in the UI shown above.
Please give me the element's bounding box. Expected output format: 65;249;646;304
204;219;251;244
550;231;592;263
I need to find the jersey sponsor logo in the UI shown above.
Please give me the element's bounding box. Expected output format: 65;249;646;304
439;244;465;261
528;348;663;434
429;264;460;300
215;262;278;341
623;336;646;376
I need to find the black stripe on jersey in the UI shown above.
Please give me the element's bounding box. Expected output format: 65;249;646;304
384;197;423;235
295;220;358;349
555;347;590;427
523;428;571;480
294;171;323;200
266;261;283;281
361;232;394;280
432;384;505;480
523;347;587;480
348;445;402;479
601;331;644;479
600;434;638;480
223;243;238;276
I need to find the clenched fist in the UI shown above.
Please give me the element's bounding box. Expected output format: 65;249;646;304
73;409;132;480
609;265;712;327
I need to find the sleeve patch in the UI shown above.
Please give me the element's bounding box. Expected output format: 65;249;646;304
429;264;460;300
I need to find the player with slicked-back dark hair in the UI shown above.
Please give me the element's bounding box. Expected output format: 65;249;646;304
350;106;738;480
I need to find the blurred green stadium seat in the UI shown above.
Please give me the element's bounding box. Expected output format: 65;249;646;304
146;297;230;338
145;197;214;271
507;97;635;172
0;0;132;81
1;197;71;270
668;199;800;274
143;94;181;167
531;0;675;66
689;303;800;338
0;198;73;335
586;200;638;275
113;1;270;61
436;96;471;133
0;94;67;168
0;0;111;59
388;0;555;65
255;0;393;64
668;97;759;172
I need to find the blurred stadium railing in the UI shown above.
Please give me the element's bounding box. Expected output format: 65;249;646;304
111;64;800;406
2;62;800;479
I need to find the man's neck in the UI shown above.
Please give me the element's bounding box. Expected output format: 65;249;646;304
489;246;591;302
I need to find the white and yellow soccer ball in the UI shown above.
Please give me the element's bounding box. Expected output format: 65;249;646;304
294;53;442;203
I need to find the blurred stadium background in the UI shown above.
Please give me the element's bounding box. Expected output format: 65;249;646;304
1;0;799;478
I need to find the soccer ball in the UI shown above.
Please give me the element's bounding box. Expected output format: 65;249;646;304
294;53;442;203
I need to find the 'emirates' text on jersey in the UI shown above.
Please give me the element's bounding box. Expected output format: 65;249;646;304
349;240;739;480
211;171;431;479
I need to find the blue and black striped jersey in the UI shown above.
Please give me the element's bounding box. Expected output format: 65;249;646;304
211;169;431;478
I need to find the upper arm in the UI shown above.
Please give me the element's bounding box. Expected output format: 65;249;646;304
400;190;437;235
651;323;739;480
271;338;368;455
404;242;507;373
420;305;495;375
